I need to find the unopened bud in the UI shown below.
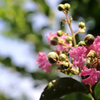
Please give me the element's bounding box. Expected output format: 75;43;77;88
86;58;91;68
78;22;85;29
59;54;67;61
50;36;59;45
66;36;73;43
62;51;68;56
78;41;86;46
60;61;70;69
84;34;95;46
80;29;85;33
64;3;70;10
59;39;64;45
57;30;63;36
48;52;59;64
58;4;65;11
75;45;78;47
87;50;96;58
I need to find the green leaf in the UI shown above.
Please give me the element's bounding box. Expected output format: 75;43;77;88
40;77;89;100
94;81;100;100
97;95;100;100
63;92;93;100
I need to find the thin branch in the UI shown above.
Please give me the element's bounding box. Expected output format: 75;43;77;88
63;10;76;46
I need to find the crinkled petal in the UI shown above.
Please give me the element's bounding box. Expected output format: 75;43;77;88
36;52;52;72
69;46;87;61
79;68;100;85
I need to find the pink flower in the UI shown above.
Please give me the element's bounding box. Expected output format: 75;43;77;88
73;57;85;68
93;36;100;45
94;43;100;56
79;67;100;85
36;52;52;72
69;46;87;61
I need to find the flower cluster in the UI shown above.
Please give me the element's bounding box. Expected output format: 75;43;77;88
36;3;100;86
69;36;100;85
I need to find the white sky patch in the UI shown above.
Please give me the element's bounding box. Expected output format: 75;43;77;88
45;0;60;10
32;12;49;32
22;0;38;12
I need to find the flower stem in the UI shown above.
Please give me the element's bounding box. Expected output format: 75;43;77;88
63;11;76;46
74;29;81;36
86;85;96;100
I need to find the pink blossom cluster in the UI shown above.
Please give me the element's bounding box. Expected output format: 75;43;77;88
69;36;100;85
36;33;100;86
36;32;70;72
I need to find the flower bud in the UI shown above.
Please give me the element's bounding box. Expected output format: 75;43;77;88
58;39;64;45
80;29;85;33
59;54;67;61
57;30;63;36
75;45;78;47
87;50;96;58
64;3;70;10
48;52;59;64
62;50;68;56
58;4;65;11
78;41;86;46
84;34;95;46
78;22;85;28
66;36;73;43
86;58;91;68
50;36;59;45
60;61;70;69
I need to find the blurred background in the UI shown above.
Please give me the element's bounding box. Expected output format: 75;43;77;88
0;0;100;100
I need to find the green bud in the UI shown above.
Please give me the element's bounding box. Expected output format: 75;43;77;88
58;4;65;11
50;36;59;45
57;30;63;36
64;3;70;10
59;54;67;61
78;41;86;46
86;57;91;68
62;50;68;56
75;45;78;47
87;50;96;58
78;22;85;28
80;29;85;33
58;39;64;45
60;61;69;69
84;34;95;46
66;36;73;43
48;52;59;64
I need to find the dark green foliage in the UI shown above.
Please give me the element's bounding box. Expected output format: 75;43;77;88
94;81;100;100
40;77;89;100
